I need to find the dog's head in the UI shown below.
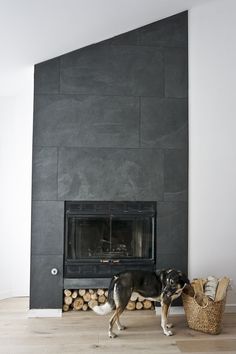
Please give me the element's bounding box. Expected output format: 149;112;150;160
160;269;190;302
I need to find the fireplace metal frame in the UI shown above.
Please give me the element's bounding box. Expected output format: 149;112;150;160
64;201;156;279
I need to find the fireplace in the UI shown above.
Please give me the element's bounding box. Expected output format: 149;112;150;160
30;11;188;309
64;201;156;279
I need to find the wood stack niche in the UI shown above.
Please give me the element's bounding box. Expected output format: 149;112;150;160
63;289;154;312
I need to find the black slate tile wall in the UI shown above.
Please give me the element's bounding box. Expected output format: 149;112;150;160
33;95;140;147
60;45;164;96
30;11;188;309
57;148;164;201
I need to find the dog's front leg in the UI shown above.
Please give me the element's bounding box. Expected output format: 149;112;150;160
160;301;173;336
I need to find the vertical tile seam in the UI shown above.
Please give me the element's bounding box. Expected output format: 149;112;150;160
162;47;166;98
139;96;141;147
57;147;59;201
162;148;165;202
137;28;141;46
58;56;61;93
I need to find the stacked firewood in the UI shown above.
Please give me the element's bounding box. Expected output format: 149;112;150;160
63;289;154;312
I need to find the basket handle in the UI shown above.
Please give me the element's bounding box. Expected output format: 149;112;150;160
193;294;209;308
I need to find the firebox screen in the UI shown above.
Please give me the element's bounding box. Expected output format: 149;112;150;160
67;216;154;260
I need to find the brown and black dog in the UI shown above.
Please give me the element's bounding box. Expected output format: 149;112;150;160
93;269;189;338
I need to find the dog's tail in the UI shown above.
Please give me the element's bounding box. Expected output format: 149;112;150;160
92;275;117;315
93;301;113;315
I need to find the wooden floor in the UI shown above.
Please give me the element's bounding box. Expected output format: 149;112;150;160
0;298;236;354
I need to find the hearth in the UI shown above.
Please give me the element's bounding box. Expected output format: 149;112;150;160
64;201;156;279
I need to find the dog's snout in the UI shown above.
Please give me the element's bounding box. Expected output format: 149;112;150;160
163;287;173;298
165;291;172;298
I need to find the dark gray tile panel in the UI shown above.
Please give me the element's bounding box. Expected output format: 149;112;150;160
140;12;188;48
33;95;139;148
58;148;164;201
30;255;63;309
31;201;64;255
141;98;188;148
156;253;188;275
164;47;188;98
64;278;111;289
164;149;188;201
104;29;140;46
34;58;60;94
32;147;58;200
156;202;188;255
60;45;164;96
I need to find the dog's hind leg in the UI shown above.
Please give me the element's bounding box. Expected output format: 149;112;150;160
108;305;127;337
112;281;131;334
161;301;173;336
108;275;133;337
116;318;126;331
108;308;120;338
115;305;127;331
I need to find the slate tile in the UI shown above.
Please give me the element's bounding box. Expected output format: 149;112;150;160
140;11;188;48
165;47;188;98
141;97;188;148
30;254;63;309
58;147;164;201
34;58;60;94
32;147;58;200
33;95;139;148
156;253;188;275
103;28;140;45
156;202;188;254
31;201;64;255
164;149;188;201
60;45;164;96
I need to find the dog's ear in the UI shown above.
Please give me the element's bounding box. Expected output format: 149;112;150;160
158;269;168;287
178;271;190;286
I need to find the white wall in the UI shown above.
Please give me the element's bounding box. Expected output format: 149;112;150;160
189;0;236;305
0;67;34;299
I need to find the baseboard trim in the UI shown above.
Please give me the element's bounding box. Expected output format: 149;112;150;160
0;292;13;301
225;304;236;313
28;309;62;318
155;304;236;315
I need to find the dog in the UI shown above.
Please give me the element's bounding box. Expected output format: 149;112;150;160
93;269;189;338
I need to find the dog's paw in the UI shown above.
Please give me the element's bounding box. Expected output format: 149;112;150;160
118;325;126;331
164;329;173;336
109;332;117;338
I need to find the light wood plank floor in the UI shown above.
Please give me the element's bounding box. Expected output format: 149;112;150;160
0;297;236;354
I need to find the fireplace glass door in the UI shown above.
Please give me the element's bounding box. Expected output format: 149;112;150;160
67;215;153;261
64;201;156;277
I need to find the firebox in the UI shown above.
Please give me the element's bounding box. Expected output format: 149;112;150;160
64;201;156;278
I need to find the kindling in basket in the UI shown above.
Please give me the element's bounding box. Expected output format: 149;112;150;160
182;277;230;335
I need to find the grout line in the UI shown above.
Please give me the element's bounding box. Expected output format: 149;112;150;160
34;92;168;99
33;145;187;151
163;47;166;98
139;97;142;147
58;57;61;93
57;147;59;201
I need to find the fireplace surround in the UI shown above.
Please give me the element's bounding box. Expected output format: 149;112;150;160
30;11;188;310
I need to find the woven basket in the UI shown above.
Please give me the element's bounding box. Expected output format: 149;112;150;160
182;292;226;334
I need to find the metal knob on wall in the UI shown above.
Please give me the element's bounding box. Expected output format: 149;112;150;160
51;268;58;276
